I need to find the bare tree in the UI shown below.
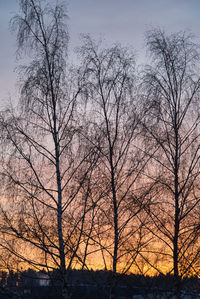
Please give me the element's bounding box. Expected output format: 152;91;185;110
142;29;200;291
0;1;97;298
79;36;152;298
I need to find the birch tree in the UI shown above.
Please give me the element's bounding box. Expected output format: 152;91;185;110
0;1;96;298
79;37;151;299
142;29;200;291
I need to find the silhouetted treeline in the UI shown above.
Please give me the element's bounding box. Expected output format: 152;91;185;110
0;269;200;298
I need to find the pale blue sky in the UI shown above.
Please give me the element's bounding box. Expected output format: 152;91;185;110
0;0;200;103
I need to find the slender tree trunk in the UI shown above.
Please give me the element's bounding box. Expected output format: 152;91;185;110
53;98;68;298
173;119;179;278
111;172;118;274
110;162;118;299
174;176;181;299
173;119;180;299
56;154;69;299
173;182;179;278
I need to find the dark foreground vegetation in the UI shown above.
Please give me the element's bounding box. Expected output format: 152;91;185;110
0;269;200;298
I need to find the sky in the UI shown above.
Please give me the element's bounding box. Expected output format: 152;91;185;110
0;0;200;104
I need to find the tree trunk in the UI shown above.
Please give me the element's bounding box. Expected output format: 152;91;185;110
110;163;118;299
173;121;180;299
